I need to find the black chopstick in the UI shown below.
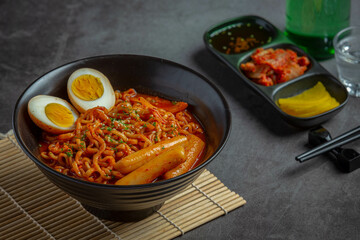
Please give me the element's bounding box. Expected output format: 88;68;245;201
296;126;360;162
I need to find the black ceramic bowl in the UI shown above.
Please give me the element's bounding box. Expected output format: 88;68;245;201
13;55;231;221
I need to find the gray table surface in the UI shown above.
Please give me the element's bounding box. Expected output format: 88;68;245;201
1;0;360;239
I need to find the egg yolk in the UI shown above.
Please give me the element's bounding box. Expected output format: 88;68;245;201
71;74;104;101
45;103;74;127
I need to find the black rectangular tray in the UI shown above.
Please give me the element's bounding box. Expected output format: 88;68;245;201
203;15;348;128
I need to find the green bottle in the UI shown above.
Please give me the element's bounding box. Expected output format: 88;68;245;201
285;0;350;60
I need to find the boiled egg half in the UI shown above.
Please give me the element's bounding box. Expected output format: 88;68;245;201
28;95;79;134
67;68;115;113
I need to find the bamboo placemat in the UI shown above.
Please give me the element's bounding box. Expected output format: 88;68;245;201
0;131;246;240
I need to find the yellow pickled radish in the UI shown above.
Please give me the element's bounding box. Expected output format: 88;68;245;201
277;82;340;118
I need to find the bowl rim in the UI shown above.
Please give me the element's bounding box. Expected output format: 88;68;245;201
12;54;232;189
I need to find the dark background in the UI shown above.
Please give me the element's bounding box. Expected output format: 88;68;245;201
1;1;360;239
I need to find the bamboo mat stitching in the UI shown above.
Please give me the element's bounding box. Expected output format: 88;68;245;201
156;210;184;236
191;183;228;215
0;186;55;240
6;131;16;145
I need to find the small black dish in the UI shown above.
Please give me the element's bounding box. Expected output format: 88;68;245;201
12;54;231;222
204;15;348;128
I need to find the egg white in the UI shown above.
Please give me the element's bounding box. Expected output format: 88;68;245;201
28;95;79;134
67;68;115;113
